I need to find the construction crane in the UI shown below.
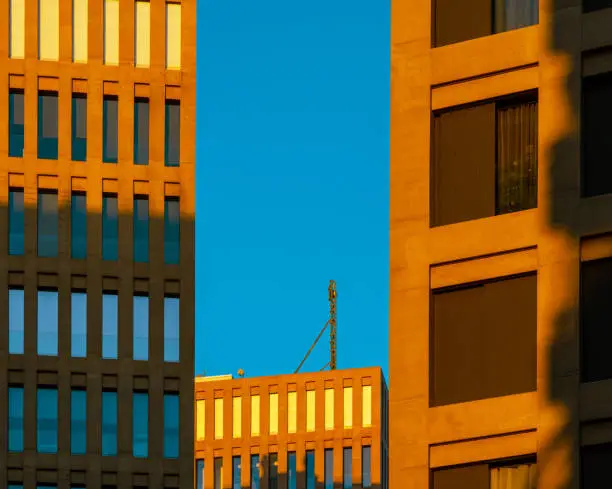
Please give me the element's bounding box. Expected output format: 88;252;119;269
295;280;337;373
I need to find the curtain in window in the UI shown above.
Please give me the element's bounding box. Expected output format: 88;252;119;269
496;100;538;214
490;463;537;489
495;0;539;32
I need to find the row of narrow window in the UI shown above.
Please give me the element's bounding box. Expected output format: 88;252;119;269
8;189;180;264
7;386;180;458
8;0;182;69
8;288;180;362
198;447;374;489
9;90;181;166
197;385;373;441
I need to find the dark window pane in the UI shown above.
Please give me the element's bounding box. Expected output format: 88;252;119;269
9;288;24;354
582;443;612;489
582;73;612;197
71;193;87;259
288;452;296;489
9;189;24;255
431;273;537;406
233;456;241;489
134;196;149;262
196;460;205;489
72;94;87;161
133;392;149;457
102;292;118;359
164;393;179;458
306;450;315;489
38;289;58;356
164;296;180;362
324;449;333;489
102;195;118;261
251;455;260;489
9;90;24;157
165;198;180;264
493;0;538;33
215;458;223;489
103;96;118;163
434;0;491;47
362;446;371;488
489;461;536;488
37;388;58;453
269;453;278;489
133;295;149;361
432;464;489;489
581;258;612;382
71;291;87;357
134;98;149;165
8;387;24;452
102;391;117;456
584;0;612;13
71;389;87;454
38;92;58;159
165;100;180;166
343;448;352;489
38;192;58;257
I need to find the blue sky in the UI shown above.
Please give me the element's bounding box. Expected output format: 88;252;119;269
195;0;390;380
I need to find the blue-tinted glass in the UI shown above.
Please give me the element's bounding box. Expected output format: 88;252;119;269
71;389;87;454
288;452;297;489
165;198;180;264
9;90;24;157
306;450;315;489
102;195;118;261
134;197;149;263
71;291;87;357
103;96;118;163
71;193;87;259
165;101;180;166
102;391;117;456
343;448;352;489
38;92;58;160
196;460;205;489
251;455;260;489
102;293;118;359
9;189;24;255
269;453;278;489
9;288;24;355
8;387;24;452
133;295;149;360
163;393;179;458
164;296;180;362
362;446;371;488
8;485;23;489
38;192;58;257
133;392;148;457
232;456;241;489
134;98;149;165
325;449;333;489
38;290;58;356
72;94;87;161
37;388;58;453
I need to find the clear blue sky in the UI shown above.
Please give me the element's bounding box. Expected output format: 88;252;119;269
195;0;390;380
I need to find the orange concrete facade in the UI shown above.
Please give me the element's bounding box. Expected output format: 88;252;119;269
194;367;388;489
391;0;612;488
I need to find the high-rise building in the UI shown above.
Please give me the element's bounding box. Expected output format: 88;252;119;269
194;367;388;489
1;1;195;487
391;0;612;487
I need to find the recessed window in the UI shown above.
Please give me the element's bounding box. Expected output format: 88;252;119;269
269;453;278;489
164;393;179;458
135;1;150;67
196;460;205;489
306;450;315;489
251;395;260;436
582;443;612;489
134;98;149;164
9;90;24;157
71;192;87;259
71;290;87;357
306;390;315;432
166;2;181;70
287;391;297;433
432;458;536;489
584;0;612;13
343;386;353;428
9;189;24;255
72;94;87;161
133;294;149;360
37;387;58;453
104;0;119;65
102;194;118;261
232;396;241;438
8;386;24;452
70;389;87;454
214;457;223;489
38;0;59;60
269;392;278;435
343;447;352;489
196;399;205;441
9;288;24;355
362;446;372;488
133;391;149;457
134;196;149;262
165;100;180;166
102;292;118;359
103;96;118;163
288;452;297;489
38;289;58;356
164;295;180;362
324;449;333;489
38;91;58;159
214;397;223;440
73;0;88;62
10;0;25;58
251;455;261;489
38;191;58;257
165;197;180;264
232;456;241;489
102;390;117;456
325;388;334;430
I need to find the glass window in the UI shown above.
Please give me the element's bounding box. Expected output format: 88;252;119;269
9;288;24;355
71;290;87;357
214;457;223;489
102;292;118;359
72;0;87;62
165;197;180;264
9;90;24;157
196;399;205;441
288;390;297;433
214;397;223;440
102;194;118;261
133;294;149;360
232;396;241;438
325;388;334;430
38;191;58;257
38;91;58;159
38;289;58;356
165;100;180;166
306;450;315;489
164;393;179;458
251;455;260;489
135;1;150;67
251;395;260;436
38;0;59;60
343;386;353;428
10;0;25;58
494;0;538;34
269;392;278;435
72;94;87;161
9;189;24;255
325;449;333;489
489;461;536;488
306;389;315;432
102;390;117;456
37;387;58;453
362;385;372;427
196;460;204;489
103;95;118;163
103;0;119;64
343;448;352;489
288;452;297;489
134;98;149;164
269;453;278;489
71;192;87;259
71;389;87;454
165;2;181;69
362;446;371;488
8;386;24;452
232;456;241;489
134;196;149;262
8;484;23;489
164;295;180;362
133;391;148;457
